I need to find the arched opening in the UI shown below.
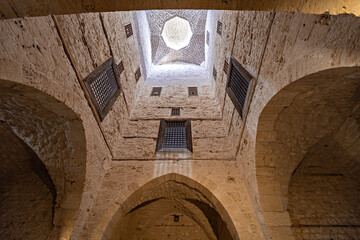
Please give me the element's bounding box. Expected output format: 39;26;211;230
0;80;87;238
255;67;360;239
0;122;56;239
102;173;239;240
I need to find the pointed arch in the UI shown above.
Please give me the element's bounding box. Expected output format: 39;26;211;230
100;173;240;240
0;78;87;238
255;67;360;239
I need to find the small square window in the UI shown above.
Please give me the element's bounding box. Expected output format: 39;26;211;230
151;87;162;96
188;87;198;96
156;120;192;152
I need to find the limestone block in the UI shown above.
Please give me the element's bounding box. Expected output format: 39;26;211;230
192;120;226;138
268;226;295;240
77;13;111;67
53;14;95;80
233;11;274;77
260;195;284;212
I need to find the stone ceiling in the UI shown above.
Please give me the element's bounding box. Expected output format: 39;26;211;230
146;10;207;66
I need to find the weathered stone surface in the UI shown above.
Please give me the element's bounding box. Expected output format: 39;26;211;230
83;161;262;240
232;11;274;78
131;83;222;120
231;11;360;240
0;123;56;240
0;15;112;239
53;14;96;80
0;8;359;240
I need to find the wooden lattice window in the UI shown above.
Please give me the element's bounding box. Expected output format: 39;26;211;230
217;21;222;35
125;23;133;38
156;120;192;152
135;67;141;82
226;57;253;119
83;57;121;121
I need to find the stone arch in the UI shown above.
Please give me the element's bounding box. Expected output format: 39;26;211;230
255;67;360;239
101;173;240;240
0;121;57;239
118;198;216;240
0;79;87;238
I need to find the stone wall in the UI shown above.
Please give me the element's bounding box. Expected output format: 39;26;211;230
85;163;263;240
0;81;88;238
0;15;112;238
0;8;359;240
114;198;216;239
51;10;246;161
236;11;360;239
288;100;360;239
0;122;56;239
253;68;360;239
0;18;249;240
142;212;210;240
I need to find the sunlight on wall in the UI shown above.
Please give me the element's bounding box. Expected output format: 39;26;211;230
153;159;193;178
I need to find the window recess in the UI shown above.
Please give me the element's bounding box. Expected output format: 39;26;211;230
83;57;121;121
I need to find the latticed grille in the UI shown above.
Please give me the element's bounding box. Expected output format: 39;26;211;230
162;121;187;149
125;23;133;38
217;21;222;35
171;108;180;116
84;57;121;121
89;67;117;111
117;61;124;75
223;59;229;74
135;67;141;82
156;120;192;152
226;57;253;118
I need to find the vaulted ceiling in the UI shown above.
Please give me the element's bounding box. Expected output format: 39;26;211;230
0;4;359;240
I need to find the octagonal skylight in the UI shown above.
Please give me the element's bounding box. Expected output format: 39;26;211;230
161;16;193;51
134;10;212;86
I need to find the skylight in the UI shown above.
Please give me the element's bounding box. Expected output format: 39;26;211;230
162;16;193;51
134;10;216;86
